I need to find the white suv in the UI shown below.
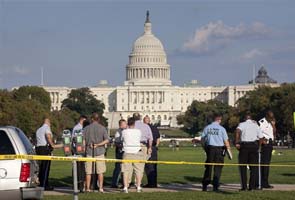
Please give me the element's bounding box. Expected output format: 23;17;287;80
0;126;43;200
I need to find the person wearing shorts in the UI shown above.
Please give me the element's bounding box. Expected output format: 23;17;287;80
83;113;109;193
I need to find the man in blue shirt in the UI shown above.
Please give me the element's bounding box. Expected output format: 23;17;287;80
201;113;231;192
111;119;127;188
71;115;87;193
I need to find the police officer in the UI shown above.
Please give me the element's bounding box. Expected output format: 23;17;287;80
235;112;263;191
35;117;56;190
201;113;231;192
111;119;127;188
143;115;160;188
259;111;276;189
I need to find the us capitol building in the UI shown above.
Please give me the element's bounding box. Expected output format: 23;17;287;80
43;12;279;129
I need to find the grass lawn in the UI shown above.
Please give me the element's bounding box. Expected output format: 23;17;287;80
49;147;295;187
44;191;295;200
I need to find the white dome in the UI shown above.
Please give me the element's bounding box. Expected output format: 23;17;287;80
125;11;171;86
132;33;165;54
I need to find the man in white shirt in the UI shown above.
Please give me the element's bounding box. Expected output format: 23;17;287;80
259;111;276;189
121;117;144;193
235;112;263;191
35;117;56;190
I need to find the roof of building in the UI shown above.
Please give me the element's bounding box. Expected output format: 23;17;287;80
131;10;166;55
249;66;277;84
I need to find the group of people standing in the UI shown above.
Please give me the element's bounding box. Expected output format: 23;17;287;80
35;112;159;193
111;113;160;193
35;110;276;193
201;111;276;192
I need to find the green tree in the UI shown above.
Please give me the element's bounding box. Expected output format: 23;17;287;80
0;90;17;125
62;87;107;126
236;83;295;137
50;108;80;139
13;86;51;111
14;99;48;138
236;86;274;120
177;100;235;136
0;89;49;137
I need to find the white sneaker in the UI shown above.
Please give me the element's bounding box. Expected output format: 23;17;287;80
137;187;142;193
122;188;128;193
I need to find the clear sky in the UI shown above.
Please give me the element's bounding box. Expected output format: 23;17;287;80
0;0;294;89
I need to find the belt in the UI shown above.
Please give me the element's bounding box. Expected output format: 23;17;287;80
240;141;257;144
207;145;224;149
36;145;48;148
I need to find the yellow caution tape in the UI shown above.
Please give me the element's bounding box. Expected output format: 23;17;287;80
0;154;295;167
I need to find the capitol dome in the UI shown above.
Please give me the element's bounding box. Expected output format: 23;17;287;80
125;11;172;86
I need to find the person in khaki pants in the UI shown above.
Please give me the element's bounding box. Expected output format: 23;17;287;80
121;117;144;193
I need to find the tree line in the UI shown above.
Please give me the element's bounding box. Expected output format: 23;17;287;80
177;83;295;140
0;86;106;139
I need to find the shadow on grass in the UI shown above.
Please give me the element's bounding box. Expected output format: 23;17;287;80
49;176;118;187
184;176;203;183
50;176;73;187
281;173;295;176
216;190;236;195
159;176;203;185
49;175;116;188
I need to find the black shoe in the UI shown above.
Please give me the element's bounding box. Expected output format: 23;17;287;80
202;185;207;191
263;185;274;189
44;186;54;191
213;187;220;192
240;188;247;191
249;186;260;191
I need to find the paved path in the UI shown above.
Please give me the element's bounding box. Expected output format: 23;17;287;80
45;184;295;195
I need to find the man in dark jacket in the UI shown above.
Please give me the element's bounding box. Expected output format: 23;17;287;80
143;115;160;188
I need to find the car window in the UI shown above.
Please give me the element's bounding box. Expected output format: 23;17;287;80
14;128;34;154
0;130;16;155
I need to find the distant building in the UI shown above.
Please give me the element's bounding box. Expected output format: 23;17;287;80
42;11;279;129
249;66;278;84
